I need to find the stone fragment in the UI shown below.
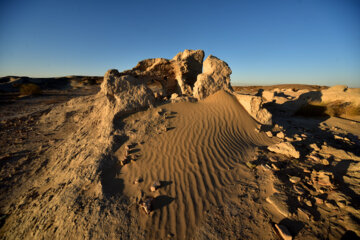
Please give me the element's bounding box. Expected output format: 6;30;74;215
311;170;333;192
271;163;280;171
274;224;292;240
140;197;154;214
276;131;285;139
325;201;337;209
319;145;360;161
343;161;360;195
268;142;300;159
297;208;310;220
314;197;324;205
262;90;275;102
134;177;143;184
289;176;301;184
304;199;312;207
293;185;305;195
266;193;291;217
150;180;161;192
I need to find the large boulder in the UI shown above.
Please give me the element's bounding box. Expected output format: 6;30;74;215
234;93;272;125
193;55;232;99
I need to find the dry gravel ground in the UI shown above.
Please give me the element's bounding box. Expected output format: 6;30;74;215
0;84;360;240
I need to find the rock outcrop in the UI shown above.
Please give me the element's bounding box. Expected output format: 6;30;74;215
234;93;272;125
172;49;204;95
101;69;155;113
193;55;232;99
122;50;204;96
121;58;179;96
321;85;360;106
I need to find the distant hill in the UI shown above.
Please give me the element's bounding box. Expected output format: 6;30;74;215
0;75;103;92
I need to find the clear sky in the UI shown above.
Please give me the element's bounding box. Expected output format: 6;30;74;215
0;0;359;87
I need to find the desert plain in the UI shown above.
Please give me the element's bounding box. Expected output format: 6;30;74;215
0;50;359;240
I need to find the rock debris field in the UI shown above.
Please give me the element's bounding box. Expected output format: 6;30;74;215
0;49;360;240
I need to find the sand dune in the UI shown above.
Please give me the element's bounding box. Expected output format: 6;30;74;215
117;90;274;239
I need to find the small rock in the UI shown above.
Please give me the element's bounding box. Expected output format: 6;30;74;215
266;131;273;137
266;193;291;217
271;163;279;170
157;108;165;115
268;142;300;159
325;200;337;209
170;93;179;100
336;200;346;208
276;132;285;139
293;185;305;195
150;180;161;192
314;197;324;205
140;197;153;214
304;199;312;207
297;208;310;220
289;176;301;184
274;224;292;240
134;177;143;184
120;157;130;166
269;157;278;162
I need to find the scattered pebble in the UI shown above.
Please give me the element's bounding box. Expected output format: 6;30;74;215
293;185;305;195
271;163;279;170
289;176;301;184
140;197;153;214
276;131;285;139
150;180;161;192
304;199;312;207
314;197;324;205
266;131;273;137
134;177;143;184
297;208;310;220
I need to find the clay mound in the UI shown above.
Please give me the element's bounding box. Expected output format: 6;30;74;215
117;90;274;239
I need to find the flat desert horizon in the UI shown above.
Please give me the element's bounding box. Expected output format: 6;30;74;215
0;50;359;240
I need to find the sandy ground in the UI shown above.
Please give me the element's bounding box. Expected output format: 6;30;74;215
0;83;360;239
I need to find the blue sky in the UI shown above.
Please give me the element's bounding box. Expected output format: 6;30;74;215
0;0;359;87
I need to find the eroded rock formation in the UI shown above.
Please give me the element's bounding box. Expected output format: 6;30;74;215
121;49;204;96
193;55;233;99
234;93;273;125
